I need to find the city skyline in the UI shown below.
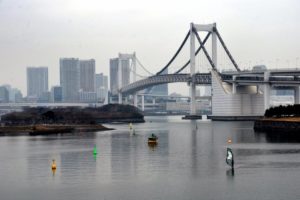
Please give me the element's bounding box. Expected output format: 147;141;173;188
0;0;299;95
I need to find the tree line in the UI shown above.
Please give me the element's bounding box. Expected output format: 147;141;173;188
1;104;144;125
264;104;300;117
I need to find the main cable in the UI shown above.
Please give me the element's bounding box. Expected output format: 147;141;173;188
135;57;154;75
156;31;190;75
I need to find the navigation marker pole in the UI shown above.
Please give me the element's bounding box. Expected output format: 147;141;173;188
226;148;234;169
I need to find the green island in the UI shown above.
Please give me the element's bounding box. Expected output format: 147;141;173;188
0;104;144;136
254;104;300;133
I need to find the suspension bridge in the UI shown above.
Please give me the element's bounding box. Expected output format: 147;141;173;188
114;23;300;118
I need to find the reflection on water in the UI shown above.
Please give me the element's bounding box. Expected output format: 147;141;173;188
0;116;300;200
255;131;300;143
226;168;235;178
148;143;157;150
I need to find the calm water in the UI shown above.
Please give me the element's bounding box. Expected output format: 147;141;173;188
1;116;300;200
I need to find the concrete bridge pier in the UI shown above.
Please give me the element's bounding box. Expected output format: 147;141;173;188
263;71;270;111
133;93;138;107
232;75;237;94
118;54;123;104
189;23;196;115
141;95;145;111
118;93;122;104
295;86;300;104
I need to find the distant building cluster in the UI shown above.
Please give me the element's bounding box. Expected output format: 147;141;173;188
57;58;107;103
19;58;108;103
0;85;23;103
59;58;100;103
0;53;168;106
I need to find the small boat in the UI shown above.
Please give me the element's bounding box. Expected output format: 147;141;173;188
148;133;158;144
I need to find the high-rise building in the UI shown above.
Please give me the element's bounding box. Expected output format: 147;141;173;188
1;85;23;103
14;89;23;103
109;55;130;96
27;67;48;98
95;73;108;101
60;58;80;102
2;85;12;102
0;86;9;103
50;86;62;102
80;59;95;92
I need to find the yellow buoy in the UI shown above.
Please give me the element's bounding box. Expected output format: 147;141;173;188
51;159;57;170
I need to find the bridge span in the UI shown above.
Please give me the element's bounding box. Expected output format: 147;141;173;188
121;69;300;95
121;73;211;95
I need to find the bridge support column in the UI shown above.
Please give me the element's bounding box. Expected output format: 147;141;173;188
118;93;122;104
232;75;237;94
141;95;145;111
118;53;123;104
190;23;196;115
295;87;300;104
133;93;138;107
264;71;270;111
212;23;217;68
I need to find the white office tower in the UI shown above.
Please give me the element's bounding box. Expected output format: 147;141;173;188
60;58;80;102
26;67;48;98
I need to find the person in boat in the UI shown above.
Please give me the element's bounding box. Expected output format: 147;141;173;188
150;133;157;139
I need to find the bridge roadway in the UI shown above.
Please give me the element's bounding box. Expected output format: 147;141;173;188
121;73;211;95
121;69;300;95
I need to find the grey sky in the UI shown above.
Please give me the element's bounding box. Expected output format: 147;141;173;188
0;0;299;95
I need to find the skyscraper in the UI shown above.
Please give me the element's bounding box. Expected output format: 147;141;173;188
0;86;9;103
95;73;108;101
80;59;95;92
26;67;48;98
60;58;80;102
109;56;130;95
50;86;62;102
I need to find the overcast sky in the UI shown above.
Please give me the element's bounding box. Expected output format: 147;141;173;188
0;0;299;95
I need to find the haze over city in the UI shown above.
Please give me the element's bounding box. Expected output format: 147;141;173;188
0;0;299;95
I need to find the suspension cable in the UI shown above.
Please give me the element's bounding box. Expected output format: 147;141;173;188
156;31;190;75
135;57;154;75
214;27;241;71
174;32;211;74
193;28;218;72
129;66;148;78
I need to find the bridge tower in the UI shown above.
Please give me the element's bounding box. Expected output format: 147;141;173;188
117;53;136;104
190;23;217;115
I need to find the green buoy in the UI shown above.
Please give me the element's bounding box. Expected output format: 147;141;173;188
93;146;98;155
